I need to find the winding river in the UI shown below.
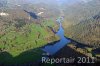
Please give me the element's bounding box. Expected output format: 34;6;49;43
42;17;70;55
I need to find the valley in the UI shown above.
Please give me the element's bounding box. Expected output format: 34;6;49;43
0;0;100;66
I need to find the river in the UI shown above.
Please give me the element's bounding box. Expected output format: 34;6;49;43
41;17;70;55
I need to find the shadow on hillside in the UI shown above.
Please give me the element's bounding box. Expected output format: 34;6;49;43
65;37;92;48
53;45;98;66
24;10;38;19
0;37;99;66
0;40;60;66
0;48;42;66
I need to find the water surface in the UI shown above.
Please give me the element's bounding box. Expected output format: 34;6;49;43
42;17;70;55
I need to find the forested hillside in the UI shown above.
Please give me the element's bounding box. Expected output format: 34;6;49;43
62;0;100;27
61;0;100;47
65;13;100;47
